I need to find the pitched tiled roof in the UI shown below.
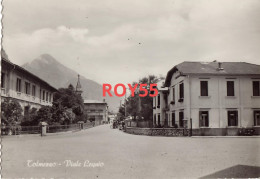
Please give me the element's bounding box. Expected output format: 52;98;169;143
2;57;57;92
165;61;260;87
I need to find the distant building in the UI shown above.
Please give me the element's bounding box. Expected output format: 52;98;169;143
83;99;108;125
153;61;260;135
108;114;117;123
1;57;57;117
75;74;83;96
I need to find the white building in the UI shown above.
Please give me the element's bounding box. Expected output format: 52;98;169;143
153;61;260;135
153;80;168;127
1;57;57;118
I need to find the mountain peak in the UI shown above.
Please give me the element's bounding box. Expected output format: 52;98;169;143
22;54;120;112
38;54;59;64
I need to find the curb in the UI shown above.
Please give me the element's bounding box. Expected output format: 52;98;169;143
1;127;95;138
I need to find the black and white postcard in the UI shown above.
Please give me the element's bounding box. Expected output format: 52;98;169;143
1;0;260;178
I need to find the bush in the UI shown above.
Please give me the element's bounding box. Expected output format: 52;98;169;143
1;99;23;127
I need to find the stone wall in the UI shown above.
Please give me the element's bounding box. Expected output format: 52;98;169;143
192;127;260;136
126;127;260;136
125;127;190;136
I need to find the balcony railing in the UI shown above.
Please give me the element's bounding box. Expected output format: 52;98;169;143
170;100;175;105
178;98;184;102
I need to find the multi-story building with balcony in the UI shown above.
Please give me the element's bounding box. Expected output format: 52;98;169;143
153;61;260;135
1;57;57;117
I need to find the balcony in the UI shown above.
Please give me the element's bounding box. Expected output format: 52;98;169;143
170;101;175;105
178;98;184;102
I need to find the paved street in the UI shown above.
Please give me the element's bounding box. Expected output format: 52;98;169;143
2;124;260;178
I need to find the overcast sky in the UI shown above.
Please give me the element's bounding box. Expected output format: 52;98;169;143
3;0;260;86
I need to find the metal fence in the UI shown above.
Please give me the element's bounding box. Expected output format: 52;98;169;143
20;126;41;134
1;125;41;135
1;121;99;135
47;124;79;133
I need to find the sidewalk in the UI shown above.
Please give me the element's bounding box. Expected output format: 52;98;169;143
1;127;95;138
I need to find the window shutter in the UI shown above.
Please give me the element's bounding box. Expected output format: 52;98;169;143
199;111;202;127
235;111;238;126
206;112;209;127
228;111;231;126
254;111;256;126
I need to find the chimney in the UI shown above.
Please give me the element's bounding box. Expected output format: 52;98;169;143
217;62;224;71
162;82;165;88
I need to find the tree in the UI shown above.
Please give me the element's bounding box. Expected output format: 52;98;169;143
53;85;84;123
118;103;125;116
21;107;38;126
1;99;23;135
1;99;23;126
53;85;83;110
121;75;161;121
36;106;53;124
125;95;141;120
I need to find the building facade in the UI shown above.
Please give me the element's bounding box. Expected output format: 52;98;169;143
153;80;168;127
1;57;57;117
153;61;260;135
83;99;108;125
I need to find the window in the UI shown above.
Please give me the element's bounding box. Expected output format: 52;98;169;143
179;111;184;128
42;90;45;100
199;111;209;127
1;73;5;88
172;112;175;126
165;94;168;106
227;81;235;96
154;114;156;125
46;92;49;101
253;81;260;96
158;114;161;125
179;83;184;99
200;81;208;96
157;94;160;108
25;82;30;95
16;78;22;92
171;87;175;104
254;111;260;126
32;85;36;96
49;93;52;102
228;110;238;126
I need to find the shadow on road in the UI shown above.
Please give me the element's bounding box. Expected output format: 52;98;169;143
200;165;260;178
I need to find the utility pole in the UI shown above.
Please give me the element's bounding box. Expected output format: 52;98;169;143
124;92;127;118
